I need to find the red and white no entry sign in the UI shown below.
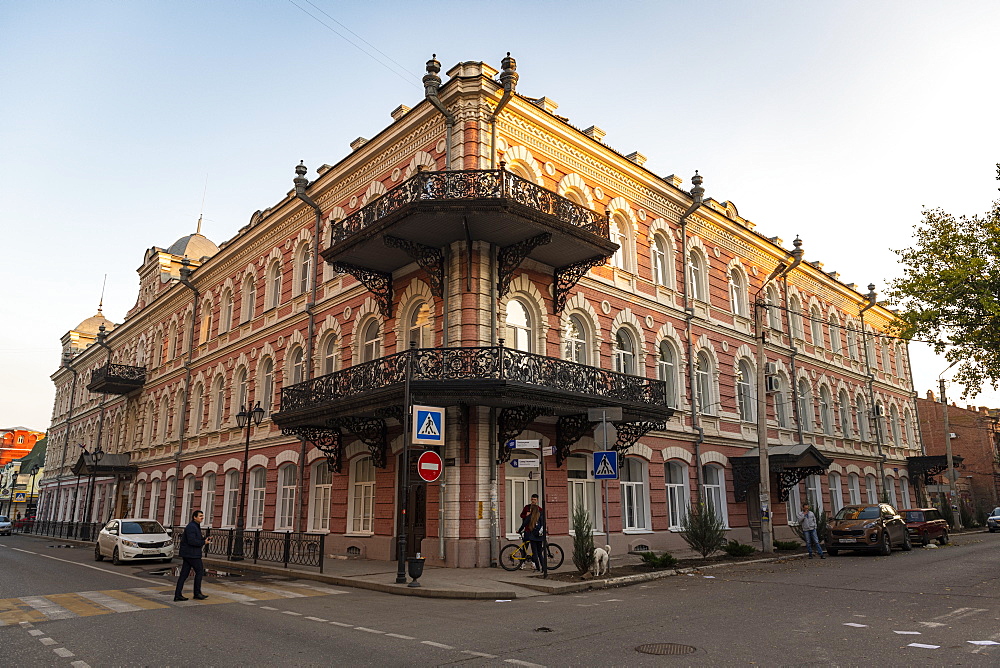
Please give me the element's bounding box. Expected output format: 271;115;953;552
416;450;444;483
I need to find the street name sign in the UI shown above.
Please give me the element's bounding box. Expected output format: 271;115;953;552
505;439;540;450
412;405;445;446
510;458;540;468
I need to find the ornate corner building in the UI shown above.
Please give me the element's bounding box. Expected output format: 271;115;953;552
39;56;925;566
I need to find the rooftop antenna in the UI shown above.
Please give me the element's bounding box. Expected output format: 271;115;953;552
98;274;107;315
197;172;208;235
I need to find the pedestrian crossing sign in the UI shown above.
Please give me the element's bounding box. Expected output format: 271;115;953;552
593;450;618;479
412;405;445;446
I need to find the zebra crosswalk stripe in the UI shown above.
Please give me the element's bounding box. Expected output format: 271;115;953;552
19;596;77;621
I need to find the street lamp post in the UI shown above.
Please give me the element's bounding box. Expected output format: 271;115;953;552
81;446;104;540
28;464;40;517
232;402;265;561
938;363;963;530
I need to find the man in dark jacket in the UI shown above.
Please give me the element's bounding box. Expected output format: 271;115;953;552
174;510;209;601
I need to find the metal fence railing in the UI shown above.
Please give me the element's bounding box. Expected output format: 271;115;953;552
14;519;101;541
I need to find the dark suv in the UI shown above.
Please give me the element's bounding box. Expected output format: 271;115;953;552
826;504;911;556
901;508;949;545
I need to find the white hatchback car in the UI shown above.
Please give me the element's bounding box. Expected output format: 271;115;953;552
0;515;11;536
94;518;175;565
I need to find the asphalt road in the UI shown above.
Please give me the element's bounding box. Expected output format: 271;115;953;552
2;531;1000;666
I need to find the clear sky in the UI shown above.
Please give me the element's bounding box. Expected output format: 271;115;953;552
3;1;999;431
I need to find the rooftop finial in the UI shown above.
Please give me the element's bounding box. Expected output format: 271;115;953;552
500;52;518;91
196;213;203;235
423;54;442;97
689;170;704;203
293;161;309;191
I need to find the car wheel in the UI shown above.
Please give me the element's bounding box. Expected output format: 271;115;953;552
990;528;996;533
827;548;839;556
94;544;105;561
879;531;892;556
901;532;913;552
921;534;930;546
112;547;123;566
938;531;949;545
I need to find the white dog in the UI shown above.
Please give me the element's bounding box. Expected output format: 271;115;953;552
592;544;611;577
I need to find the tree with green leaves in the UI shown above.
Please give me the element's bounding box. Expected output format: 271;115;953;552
888;165;1000;397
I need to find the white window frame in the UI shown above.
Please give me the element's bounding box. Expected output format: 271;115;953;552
613;329;637;375
620;457;651;532
736;359;755;422
180;475;196;525
657;340;678;409
321;335;338;375
347;456;375;535
504;299;532;353
865;474;878;504
212;376;225;430
847;473;861;505
135;480;146;518
248;468;266;529
786;483;802;525
651;233;670;287
241;277;256;323
829;472;843;513
829;314;842;353
687;250;707;302
664;461;690;530
901;476;913;509
276;464;297;531
810;306;824;345
797;379;812;432
222;470;239;528
361;319;382;362
789;296;804;340
565;315;588;364
163;477;176;527
406;301;432;349
702;464;729;528
839;390;853;438
309;462;332;532
202;473;216;528
805;474;823;514
259;359;274;415
729;268;748;317
695;351;715;416
819;386;834;435
266;261;282;310
567;454;603;535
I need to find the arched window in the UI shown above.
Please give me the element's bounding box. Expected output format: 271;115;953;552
729;268;748;317
829;313;842;353
695;351;714;415
180;475;196;524
158;396;170;443
241;276;256;323
865;474;878;504
348;456;375;534
847;473;861;504
190;383;204;434
702;465;728;527
135;480;146;518
880;341;891;372
839;389;853;438
736;360;755;422
276;464;297;530
765;285;782;330
829;472;843;513
797;379;812;432
901;476;913;508
361;320;381;361
222;470;239;527
504;299;532;352
289;346;305;385
789;295;804;340
167;322;178;359
651;233;670;286
199;299;213;344
202;472;216;528
613;329;636;375
865;332;877;368
620;458;650;531
321;335;338;375
163;477;176;526
266;261;282;310
847;325;859;360
903;408;915;445
220;289;234;334
786;483;802;525
819;386;834;435
565;315;589;364
149;479;161;522
805;474;823;513
856;395;870;440
567;454;602;533
875;401;887;442
687;249;708;302
309;461;332;532
810;305;824;345
658;340;679;408
234;367;248;414
774;374;791;429
406;301;432;348
610;215;630;271
890;404;901;446
212;376;225;430
664;461;690;529
259;358;274;415
895;344;905;378
886;477;898;508
295;242;312;297
248;468;266;529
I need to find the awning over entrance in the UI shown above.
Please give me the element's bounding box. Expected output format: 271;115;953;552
70;453;138;477
906;454;964;485
731;443;833;503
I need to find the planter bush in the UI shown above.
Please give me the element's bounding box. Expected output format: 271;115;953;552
638;550;678;568
571;503;595;574
774;540;801;551
680;502;728;559
722;540;757;557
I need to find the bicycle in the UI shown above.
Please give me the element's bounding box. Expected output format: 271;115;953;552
499;535;564;572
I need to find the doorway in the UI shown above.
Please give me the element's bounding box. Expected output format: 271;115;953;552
399;451;427;558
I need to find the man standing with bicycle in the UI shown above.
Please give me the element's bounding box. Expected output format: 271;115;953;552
518;494;547;577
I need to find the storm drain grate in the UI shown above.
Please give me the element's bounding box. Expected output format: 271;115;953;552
635;643;697;656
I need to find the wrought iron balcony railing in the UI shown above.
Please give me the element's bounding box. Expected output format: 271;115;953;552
279;346;667;415
331;169;609;246
87;363;147;395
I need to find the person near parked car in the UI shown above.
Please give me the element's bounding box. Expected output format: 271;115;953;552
174;510;209;601
798;503;825;559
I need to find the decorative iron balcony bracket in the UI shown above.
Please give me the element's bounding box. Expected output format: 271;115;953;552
554;256;608;314
330;262;394;319
331;417;389;469
282;426;343;473
497;233;552;298
497;405;553;464
556;414;598;467
612;420;669;454
384;236;445;299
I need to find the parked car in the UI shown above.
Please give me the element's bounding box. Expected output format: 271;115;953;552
0;515;11;536
826;504;911;556
94;518;174;565
987;507;1000;533
901;507;950;545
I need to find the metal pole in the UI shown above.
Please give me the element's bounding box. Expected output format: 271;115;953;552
602;411;610;537
232;406;253;561
396;345;414;584
939;378;962;529
755;299;774;553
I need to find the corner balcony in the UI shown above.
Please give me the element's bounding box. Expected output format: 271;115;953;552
273;346;672;428
86;363;147;395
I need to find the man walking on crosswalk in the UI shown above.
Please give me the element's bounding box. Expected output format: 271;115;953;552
174;510;210;601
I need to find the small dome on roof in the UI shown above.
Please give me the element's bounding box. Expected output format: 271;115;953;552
167;233;219;259
76;309;114;335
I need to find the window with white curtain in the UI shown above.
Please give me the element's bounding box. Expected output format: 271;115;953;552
819;386;834;435
202;473;216;528
568;454;602;534
620;458;650;531
309;462;332;532
839;390;853;438
321;335;338;375
658;341;678;409
797;379;813;432
651;233;670;286
349;457;375;534
786;483;802;524
613;330;636;375
222;471;239;528
406;301;432;348
729;268;748;317
736;359;755;422
829;472;843;513
687;250;708;302
702;465;728;527
504;300;532;352
361;320;381;361
248;468;266;529
789;295;804;339
151;480;162;521
829;313;842;353
180;475;196;524
695;351;714;415
847;473;861;504
260;358;274;415
810;305;824;345
565;315;588;364
276;464;297;531
805;474;823;513
865;474;878;504
665;461;689;529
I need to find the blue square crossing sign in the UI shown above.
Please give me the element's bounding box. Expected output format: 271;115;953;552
412;405;445;446
593;451;618;480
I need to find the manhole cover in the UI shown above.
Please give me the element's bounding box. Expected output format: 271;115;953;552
635;643;697;656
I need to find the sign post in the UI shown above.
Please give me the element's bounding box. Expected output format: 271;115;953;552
589;408;621;537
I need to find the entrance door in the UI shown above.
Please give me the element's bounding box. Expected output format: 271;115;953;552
399;451;427;559
746;483;762;542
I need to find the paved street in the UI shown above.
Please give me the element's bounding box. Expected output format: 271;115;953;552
2;532;1000;666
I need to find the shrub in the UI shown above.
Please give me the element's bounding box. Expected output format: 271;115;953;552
638;550;678;568
774;540;801;551
938;500;956;528
960;500;976;528
722;540;757;557
571;503;595;574
681;502;728;559
975;502;990;528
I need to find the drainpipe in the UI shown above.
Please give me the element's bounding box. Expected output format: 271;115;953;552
54;353;79;521
294;161;325;534
859;283;886;498
678;171;706;497
490;53;518;169
423;55;455;171
175;260;199;528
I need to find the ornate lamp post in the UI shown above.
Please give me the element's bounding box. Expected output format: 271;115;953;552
81;445;104;540
28;464;40;518
232;402;264;561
